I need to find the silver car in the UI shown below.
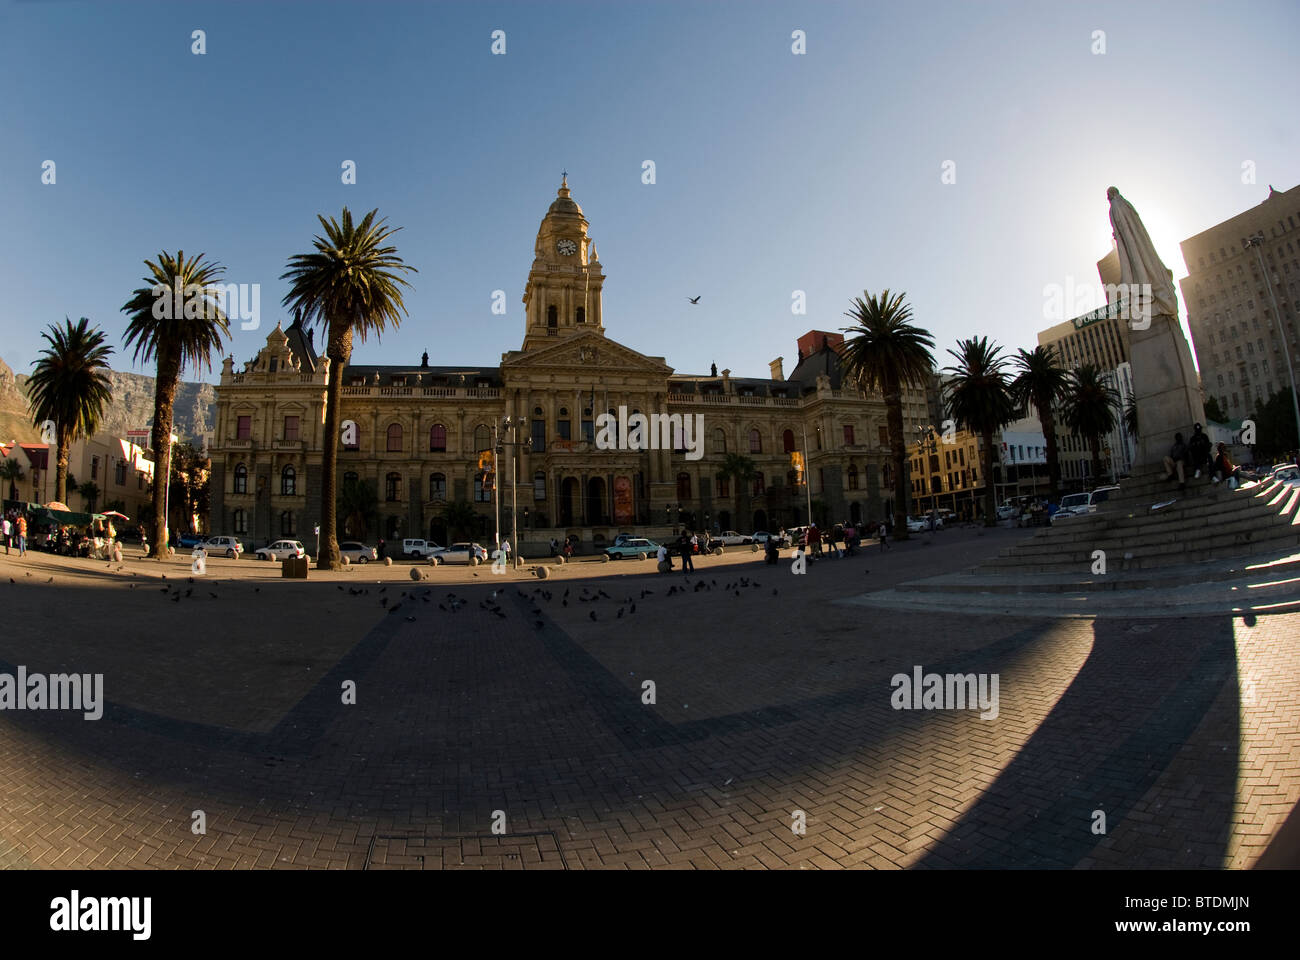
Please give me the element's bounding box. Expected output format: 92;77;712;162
339;541;377;564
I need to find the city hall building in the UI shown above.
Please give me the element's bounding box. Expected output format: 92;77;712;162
209;179;930;551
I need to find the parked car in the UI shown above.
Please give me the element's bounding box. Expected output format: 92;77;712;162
432;542;488;565
1052;485;1121;523
714;530;751;546
255;540;305;561
401;538;441;560
752;530;791;547
202;535;243;558
177;531;206;548
905;515;943;533
339;541;377;564
996;504;1021;521
604;537;660;560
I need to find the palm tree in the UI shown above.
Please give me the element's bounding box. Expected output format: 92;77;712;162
1059;364;1121;486
26;317;115;506
282;208;416;570
338;475;379;539
840;290;935;539
441;500;478;542
1123;397;1138;440
944;337;1018;527
718;452;757;528
1009;345;1069;501
121;251;230;558
79;480;100;513
0;458;23;502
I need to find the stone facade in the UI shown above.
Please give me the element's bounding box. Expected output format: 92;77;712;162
209;180;929;551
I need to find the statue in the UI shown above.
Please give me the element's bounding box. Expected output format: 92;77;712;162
1106;187;1204;473
711;362;718;377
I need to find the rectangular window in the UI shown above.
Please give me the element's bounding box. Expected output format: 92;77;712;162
533;474;546;501
557;419;571;441
115;460;127;485
843;425;854;446
531;420;545;453
91;456;99;480
237;416;251;439
878;425;889;446
475;478;491;503
284;416;300;442
581;419;594;443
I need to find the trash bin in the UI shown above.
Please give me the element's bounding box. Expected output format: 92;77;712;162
281;556;309;579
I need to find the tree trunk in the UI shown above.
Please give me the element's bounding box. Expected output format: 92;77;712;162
982;427;997;526
886;378;909;540
149;350;182;559
55;428;70;506
1041;406;1060;502
316;325;353;570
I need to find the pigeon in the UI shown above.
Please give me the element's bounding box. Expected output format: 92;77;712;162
185;588;193;597
209;592;218;599
405;616;416;622
687;296;701;304
630;603;636;614
562;599;567;607
47;577;54;583
772;589;778;595
589;611;597;621
617;608;624;619
171;594;180;603
534;620;544;630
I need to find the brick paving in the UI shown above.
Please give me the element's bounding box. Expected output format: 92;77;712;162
1;525;1297;869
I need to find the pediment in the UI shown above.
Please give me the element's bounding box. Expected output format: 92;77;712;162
505;334;671;375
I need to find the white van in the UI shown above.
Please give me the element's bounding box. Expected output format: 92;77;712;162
401;538;441;559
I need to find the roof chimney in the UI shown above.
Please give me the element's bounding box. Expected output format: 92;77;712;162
769;357;784;381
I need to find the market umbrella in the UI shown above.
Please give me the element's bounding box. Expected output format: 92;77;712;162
101;510;129;520
44;501;71;511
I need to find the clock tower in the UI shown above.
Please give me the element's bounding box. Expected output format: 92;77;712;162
521;175;605;351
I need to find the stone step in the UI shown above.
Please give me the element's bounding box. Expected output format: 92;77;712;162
911;553;1300;594
1002;504;1296;556
981;530;1300;571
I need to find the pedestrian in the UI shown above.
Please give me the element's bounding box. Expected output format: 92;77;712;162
1163;432;1189;491
656;541;671;570
878;519;890;551
809;522;821;558
500;538;511;565
549;537;559;557
830;524;842;559
690;532;699;555
1;514;9;555
679;533;694;573
564;538;574;559
16;512;27;557
377;537;386;560
1188;423;1212;479
765;535;779;565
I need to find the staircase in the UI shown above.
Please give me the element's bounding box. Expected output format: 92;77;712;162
839;473;1300;618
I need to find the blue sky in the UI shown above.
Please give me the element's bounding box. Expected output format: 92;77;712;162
2;0;1297;382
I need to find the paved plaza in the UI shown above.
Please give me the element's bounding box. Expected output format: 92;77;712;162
1;527;1297;869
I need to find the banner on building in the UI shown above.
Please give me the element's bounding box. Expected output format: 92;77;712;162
613;475;634;525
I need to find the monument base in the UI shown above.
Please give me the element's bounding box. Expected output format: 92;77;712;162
1130;313;1205;471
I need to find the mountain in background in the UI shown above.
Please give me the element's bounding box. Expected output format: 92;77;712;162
0;355;216;447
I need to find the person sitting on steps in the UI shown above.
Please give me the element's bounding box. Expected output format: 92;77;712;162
1163;432;1189;491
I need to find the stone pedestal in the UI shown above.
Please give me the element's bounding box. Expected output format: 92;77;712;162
1130;313;1205;472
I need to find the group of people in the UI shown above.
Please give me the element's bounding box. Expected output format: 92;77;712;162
549;537;576;559
1163;423;1260;490
796;522;866;559
2;509;28;556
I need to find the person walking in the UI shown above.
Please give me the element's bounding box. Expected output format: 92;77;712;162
15;512;27;557
878;519;890;551
500;538;511;567
679;532;694;573
2;514;9;555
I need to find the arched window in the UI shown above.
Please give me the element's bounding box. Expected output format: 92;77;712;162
474;424;491;452
385;472;401;502
749;429;762;453
429;424;447;452
281;465;296;495
280;511;295;536
547;305;557;328
753;472;765;495
576;306;586;324
232;509;247;534
714;428;726;454
847;464;859;490
386;422;403;452
533;471;546;501
782;429;795;453
233;463;248;494
676;472;691;500
429;473;447;501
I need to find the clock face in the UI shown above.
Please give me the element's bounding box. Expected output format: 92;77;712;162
556;239;577;256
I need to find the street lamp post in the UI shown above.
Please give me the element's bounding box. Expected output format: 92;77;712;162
1246;234;1300;449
